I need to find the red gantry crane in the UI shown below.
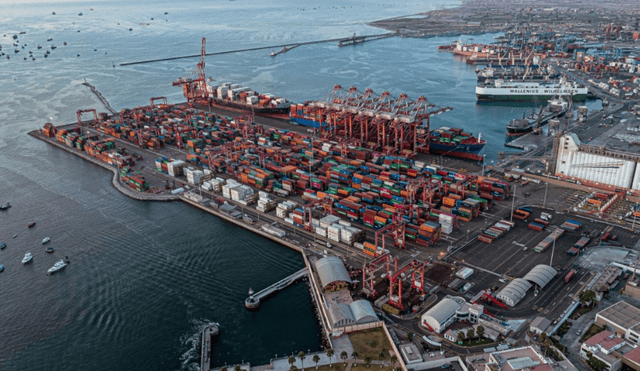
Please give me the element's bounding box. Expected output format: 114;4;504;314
388;259;426;309
77;109;98;126
361;253;392;298
172;37;207;103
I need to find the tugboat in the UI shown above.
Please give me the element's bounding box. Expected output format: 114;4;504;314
45;246;55;253
47;259;67;274
22;252;33;264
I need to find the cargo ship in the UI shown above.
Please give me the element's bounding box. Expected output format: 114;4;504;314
202;82;290;117
507;97;569;137
429;127;485;161
476;79;588;101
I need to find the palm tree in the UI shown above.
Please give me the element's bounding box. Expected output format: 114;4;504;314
390;355;398;369
467;328;475;344
341;351;348;365
326;348;335;367
365;357;372;368
477;326;485;339
378;351;386;368
457;331;465;344
289;356;297;369
221;367;227;371
298;351;306;371
313;355;320;370
234;366;241;371
351;351;359;362
290;366;298;371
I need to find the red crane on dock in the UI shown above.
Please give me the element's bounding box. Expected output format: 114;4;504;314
77;109;98;126
361;253;392;298
149;96;168;108
172;37;207;103
388;259;424;309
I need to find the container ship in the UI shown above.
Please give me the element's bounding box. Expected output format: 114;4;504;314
429;127;485;161
476;79;588;101
506;97;569;137
201;82;290;118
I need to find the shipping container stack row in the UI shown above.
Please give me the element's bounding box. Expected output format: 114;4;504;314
54;127;137;169
577;192;613;213
534;228;565;252
477;219;515;244
560;219;582;231
59;105;513;251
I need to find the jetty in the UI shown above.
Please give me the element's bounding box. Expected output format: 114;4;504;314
270;44;300;57
338;33;394;47
82;80;116;115
245;267;308;309
200;324;219;371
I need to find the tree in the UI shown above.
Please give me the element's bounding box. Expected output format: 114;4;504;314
467;328;475;343
326;349;334;367
351;351;359;361
457;331;465;343
313;355;320;370
378;351;386;368
580;290;596;307
477;325;485;339
290;367;298;371
407;332;414;340
221;367;227;371
298;351;306;371
365;357;372;368
234;366;241;371
587;354;608;371
289;356;297;369
390;355;398;369
341;351;348;365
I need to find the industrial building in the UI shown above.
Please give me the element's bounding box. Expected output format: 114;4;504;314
596;301;640;345
529;317;552;335
554;129;640;193
326;300;378;328
496;265;558;307
420;296;483;333
314;256;352;292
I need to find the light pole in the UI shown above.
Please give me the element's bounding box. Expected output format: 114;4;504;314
543;180;549;208
481;154;486;175
510;183;517;222
550;237;555;266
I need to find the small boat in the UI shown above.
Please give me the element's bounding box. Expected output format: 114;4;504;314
22;253;33;264
45;247;54;253
0;202;10;210
13;234;17;238
78;12;83;16
42;237;50;244
0;242;6;249
47;259;67;274
0;265;4;272
63;42;67;46
28;221;36;228
47;38;53;41
64;256;70;263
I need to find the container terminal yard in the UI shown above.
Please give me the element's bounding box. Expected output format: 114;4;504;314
24;2;640;370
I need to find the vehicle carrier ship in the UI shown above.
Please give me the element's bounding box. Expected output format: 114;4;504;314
476;79;588;101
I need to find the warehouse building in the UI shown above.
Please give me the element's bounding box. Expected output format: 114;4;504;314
421;296;483;333
314;256;352;292
596;301;640;345
496;265;557;307
554;130;640;194
326;300;378;328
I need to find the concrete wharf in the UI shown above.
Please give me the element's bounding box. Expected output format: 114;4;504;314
245;267;309;309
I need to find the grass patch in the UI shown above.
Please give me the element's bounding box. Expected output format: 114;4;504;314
580;324;606;343
312;365;347;371
571;306;593;320
350;366;394;371
349;328;394;361
458;338;495;347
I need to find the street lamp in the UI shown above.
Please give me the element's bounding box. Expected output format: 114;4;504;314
481;154;486;175
543;181;549;208
510;184;517;222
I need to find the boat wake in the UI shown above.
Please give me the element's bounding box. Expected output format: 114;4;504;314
178;320;220;371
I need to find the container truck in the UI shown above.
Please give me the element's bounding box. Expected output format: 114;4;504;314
565;269;576;283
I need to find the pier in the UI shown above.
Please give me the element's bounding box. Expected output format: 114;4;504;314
338;33;394;47
120;32;396;66
245;267;308;309
270;44;300;57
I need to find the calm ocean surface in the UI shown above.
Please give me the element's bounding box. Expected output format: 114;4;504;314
0;0;600;370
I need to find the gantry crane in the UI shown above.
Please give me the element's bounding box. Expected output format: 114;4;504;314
388;259;425;309
172;37;207;103
77;109;98;126
361;253;393;298
149;96;168;108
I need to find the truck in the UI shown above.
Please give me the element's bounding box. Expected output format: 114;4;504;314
565;269;576;283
